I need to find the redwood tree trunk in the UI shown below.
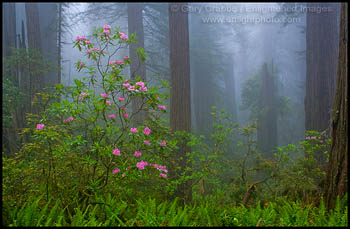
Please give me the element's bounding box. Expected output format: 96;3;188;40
225;54;238;125
128;3;147;124
58;3;62;84
325;2;348;210
257;62;277;158
169;2;192;203
305;3;340;167
2;2;18;156
25;3;44;114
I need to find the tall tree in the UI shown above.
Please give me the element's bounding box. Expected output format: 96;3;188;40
2;2;18;155
305;3;340;167
190;4;221;138
224;54;238;126
257;13;278;157
168;2;192;203
57;3;62;84
257;62;277;157
325;2;348;210
25;3;44;114
127;3;147;124
38;3;59;86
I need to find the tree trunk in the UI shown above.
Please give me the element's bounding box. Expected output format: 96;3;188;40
225;54;238;124
127;3;147;124
257;62;277;158
169;2;192;203
2;2;18;156
25;3;44;114
258;14;278;158
19;20;31;128
193;64;215;137
38;3;58;87
58;3;62;85
325;2;348;210
305;3;340;167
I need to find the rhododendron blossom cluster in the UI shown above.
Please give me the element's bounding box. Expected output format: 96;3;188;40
75;36;87;41
36;123;45;130
143;127;151;136
101;93;108;98
136;160;148;170
113;148;121;156
64;117;74;123
134;151;142;157
158;105;166;111
119;32;128;39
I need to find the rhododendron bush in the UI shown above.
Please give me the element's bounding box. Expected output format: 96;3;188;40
19;25;177;203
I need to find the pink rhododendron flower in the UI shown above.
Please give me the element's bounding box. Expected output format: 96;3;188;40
158;105;166;111
140;86;147;92
311;136;316;140
86;40;91;44
136;160;148;170
64;117;74;123
93;48;98;51
103;24;111;29
113;148;120;156
119;32;128;39
159;140;166;147
78;97;84;101
125;79;129;82
305;136;310;140
320;140;324;143
160;173;167;178
128;86;136;91
113;168;120;174
143;127;151;136
79;62;85;67
36;123;45;130
116;60;124;65
108;114;116;119
136;81;144;87
144;140;151;146
123;113;129;118
121;106;127;110
124;56;129;60
122;173;125;177
104;29;110;35
130;128;138;133
100;50;104;53
109;61;115;65
106;100;111;106
134;151;142;157
87;49;92;54
81;92;87;96
123;83;130;88
76;36;87;41
101;93;108;98
118;97;125;101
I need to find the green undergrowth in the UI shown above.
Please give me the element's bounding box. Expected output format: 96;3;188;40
3;193;347;227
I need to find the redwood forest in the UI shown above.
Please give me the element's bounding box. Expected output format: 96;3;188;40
2;2;348;227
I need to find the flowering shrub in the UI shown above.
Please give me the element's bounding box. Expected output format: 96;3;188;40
19;25;177;204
